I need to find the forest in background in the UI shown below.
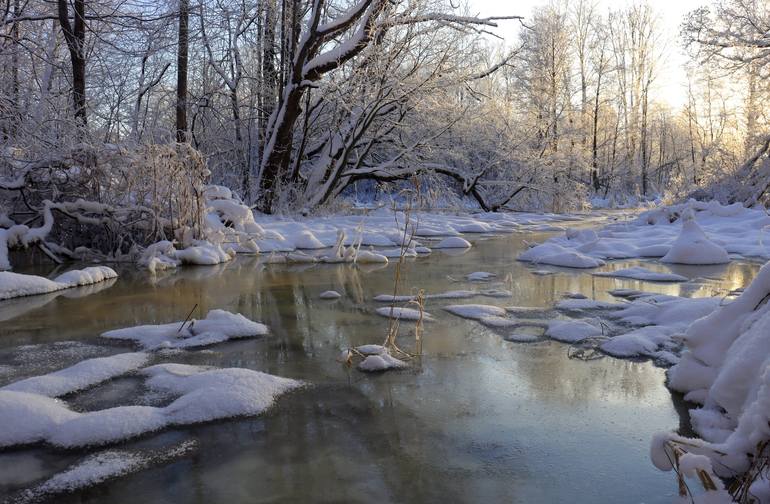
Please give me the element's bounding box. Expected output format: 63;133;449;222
1;0;770;258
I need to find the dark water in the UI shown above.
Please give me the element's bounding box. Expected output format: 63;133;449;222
0;229;761;503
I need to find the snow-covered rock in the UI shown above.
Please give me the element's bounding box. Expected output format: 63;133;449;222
101;310;268;350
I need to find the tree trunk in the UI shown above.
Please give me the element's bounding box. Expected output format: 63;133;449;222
176;0;189;143
57;0;87;126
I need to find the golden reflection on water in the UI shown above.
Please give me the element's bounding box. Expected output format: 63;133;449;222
0;230;762;504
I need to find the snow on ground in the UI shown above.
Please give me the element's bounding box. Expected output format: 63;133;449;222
101;310;268;350
374;306;433;321
593;266;687;282
1;352;149;397
518;200;770;269
0;266;118;301
648;261;770;500
0;363;303;448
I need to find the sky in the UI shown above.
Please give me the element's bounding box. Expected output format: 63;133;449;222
467;0;708;109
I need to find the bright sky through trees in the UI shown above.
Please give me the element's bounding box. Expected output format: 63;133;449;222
469;0;706;109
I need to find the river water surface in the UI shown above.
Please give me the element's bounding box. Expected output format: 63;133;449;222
0;225;761;503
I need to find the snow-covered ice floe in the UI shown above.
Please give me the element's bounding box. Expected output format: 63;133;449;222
319;290;341;300
0;363;303;448
0;266;118;301
373;289;512;303
374;306;433;321
648;261;770;499
1;352;149;397
548;290;720;365
101;309;268;350
16;440;197;501
518;200;770;269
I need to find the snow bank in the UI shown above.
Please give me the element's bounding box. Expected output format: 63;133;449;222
0;266;118;301
101;309;268;350
646;263;770;499
518;200;770;267
1;352;149;397
593;266;687;282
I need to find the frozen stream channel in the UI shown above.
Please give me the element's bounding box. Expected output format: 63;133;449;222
0;223;761;503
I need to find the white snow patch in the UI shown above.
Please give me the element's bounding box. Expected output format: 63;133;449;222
374;307;433;321
101;310;268;350
443;304;507;320
0;266;118;301
1;353;149;397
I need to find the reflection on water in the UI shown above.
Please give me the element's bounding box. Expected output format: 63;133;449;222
0;230;761;503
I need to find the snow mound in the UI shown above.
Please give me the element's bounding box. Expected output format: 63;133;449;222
101;310;268;350
516;200;770;267
0;364;302;448
466;271;496;281
139;240;234;272
433;237;472;249
374;307;433;321
355;345;408;372
518;242;605;269
594;266;687;282
319;290;341;300
1;352;149;397
545;319;603;343
0;266;118;301
660;210;729;265
443;304;507;320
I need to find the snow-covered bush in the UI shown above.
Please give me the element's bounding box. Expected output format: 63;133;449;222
0;143;209;269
